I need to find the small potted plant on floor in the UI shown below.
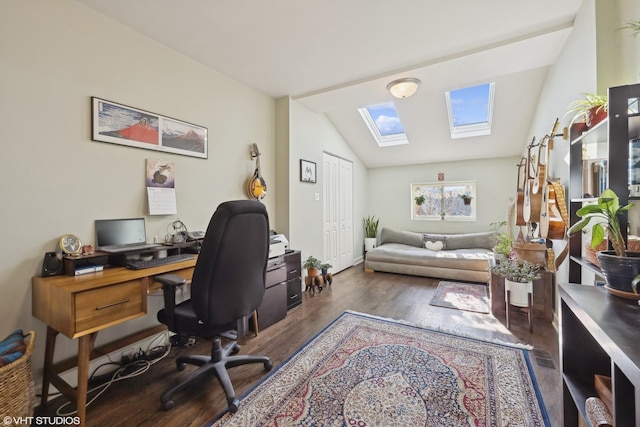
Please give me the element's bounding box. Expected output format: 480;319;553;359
320;262;332;276
303;255;322;277
363;215;379;251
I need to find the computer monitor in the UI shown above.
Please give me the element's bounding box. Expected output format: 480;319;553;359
95;218;147;248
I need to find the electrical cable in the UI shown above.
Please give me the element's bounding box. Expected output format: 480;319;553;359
54;332;172;417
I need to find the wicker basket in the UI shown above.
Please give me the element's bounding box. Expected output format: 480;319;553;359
0;331;36;420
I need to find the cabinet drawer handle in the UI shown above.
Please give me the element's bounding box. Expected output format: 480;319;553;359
96;299;129;310
289;294;299;300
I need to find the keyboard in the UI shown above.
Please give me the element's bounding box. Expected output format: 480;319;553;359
125;253;195;270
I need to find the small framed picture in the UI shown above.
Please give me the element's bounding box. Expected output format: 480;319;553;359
300;159;316;183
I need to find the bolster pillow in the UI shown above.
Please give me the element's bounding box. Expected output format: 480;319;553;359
445;231;496;250
379;228;424;248
379;228;495;250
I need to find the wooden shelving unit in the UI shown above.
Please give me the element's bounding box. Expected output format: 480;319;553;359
568;84;640;284
560;283;640;425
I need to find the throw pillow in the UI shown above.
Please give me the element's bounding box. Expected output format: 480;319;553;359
424;240;444;251
423;234;447;251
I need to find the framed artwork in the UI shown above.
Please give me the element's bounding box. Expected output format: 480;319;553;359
300;159;317;183
92;97;208;159
411;180;476;221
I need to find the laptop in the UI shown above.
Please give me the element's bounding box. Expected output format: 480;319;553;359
95;218;161;253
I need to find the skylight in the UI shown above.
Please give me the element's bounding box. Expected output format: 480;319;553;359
446;82;495;139
358;102;409;147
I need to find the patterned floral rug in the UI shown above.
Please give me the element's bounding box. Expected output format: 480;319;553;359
209;311;549;427
429;281;490;313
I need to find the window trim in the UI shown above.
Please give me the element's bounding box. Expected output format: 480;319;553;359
445;82;495;139
358;103;409;147
410;180;477;221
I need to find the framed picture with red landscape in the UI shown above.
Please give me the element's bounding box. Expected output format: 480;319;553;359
91;97;208;159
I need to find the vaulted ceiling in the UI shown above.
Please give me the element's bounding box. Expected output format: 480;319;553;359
77;0;583;167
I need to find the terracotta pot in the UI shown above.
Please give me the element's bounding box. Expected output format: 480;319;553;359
307;267;320;277
585;106;607;129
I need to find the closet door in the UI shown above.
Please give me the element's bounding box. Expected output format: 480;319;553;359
323;153;339;270
323;153;353;272
339;159;353;269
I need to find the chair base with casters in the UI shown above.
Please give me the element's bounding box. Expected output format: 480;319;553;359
160;335;273;412
155;273;273;413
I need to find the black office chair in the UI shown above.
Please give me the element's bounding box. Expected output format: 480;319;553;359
154;200;273;412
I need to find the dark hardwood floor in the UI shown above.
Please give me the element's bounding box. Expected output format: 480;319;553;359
36;265;561;426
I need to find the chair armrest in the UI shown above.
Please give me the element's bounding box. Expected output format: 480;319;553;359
154;274;187;321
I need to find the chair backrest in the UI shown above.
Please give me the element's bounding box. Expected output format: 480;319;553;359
190;200;270;327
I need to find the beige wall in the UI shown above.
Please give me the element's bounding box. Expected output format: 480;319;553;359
286;99;369;266
367;157;520;234
0;0;275;370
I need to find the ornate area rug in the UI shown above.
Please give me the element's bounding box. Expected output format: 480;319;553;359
209;311;549;427
429;281;490;313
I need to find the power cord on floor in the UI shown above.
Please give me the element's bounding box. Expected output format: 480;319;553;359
54;331;172;417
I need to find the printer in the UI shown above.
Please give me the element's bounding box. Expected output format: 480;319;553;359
269;233;289;258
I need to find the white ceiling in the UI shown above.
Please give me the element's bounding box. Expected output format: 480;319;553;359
77;0;583;167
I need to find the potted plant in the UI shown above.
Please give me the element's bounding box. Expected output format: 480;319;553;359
565;93;608;128
460;194;473;205
568;188;640;295
414;195;426;206
490;258;541;307
363;215;379;251
320;262;332;276
620;19;640;37
490;221;513;262
303;255;322;277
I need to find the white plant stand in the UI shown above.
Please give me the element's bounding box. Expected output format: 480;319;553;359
504;279;533;332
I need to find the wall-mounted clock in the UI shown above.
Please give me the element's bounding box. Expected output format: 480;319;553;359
59;234;82;255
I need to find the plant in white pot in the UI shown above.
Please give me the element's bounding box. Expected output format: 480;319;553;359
490;258;541;307
363;215;379;251
568;188;640;296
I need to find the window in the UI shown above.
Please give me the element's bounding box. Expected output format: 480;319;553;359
445;83;495;139
411;181;476;221
358;102;408;147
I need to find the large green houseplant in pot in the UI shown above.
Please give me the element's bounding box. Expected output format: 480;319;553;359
363;215;379;251
568;188;639;295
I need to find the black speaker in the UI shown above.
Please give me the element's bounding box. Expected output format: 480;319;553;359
41;252;63;277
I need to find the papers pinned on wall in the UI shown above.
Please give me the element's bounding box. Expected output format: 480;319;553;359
146;159;177;215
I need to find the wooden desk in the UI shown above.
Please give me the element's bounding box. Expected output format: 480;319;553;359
32;257;196;427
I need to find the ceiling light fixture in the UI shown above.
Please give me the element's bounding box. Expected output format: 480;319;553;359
386;78;422;99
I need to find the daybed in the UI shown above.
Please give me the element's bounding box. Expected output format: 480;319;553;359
364;227;495;283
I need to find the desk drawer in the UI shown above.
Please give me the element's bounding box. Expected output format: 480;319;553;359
75;280;145;333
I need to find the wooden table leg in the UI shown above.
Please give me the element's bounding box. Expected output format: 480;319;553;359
506;290;511;329
251;311;259;337
40;326;59;406
76;332;98;427
528;292;533;333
